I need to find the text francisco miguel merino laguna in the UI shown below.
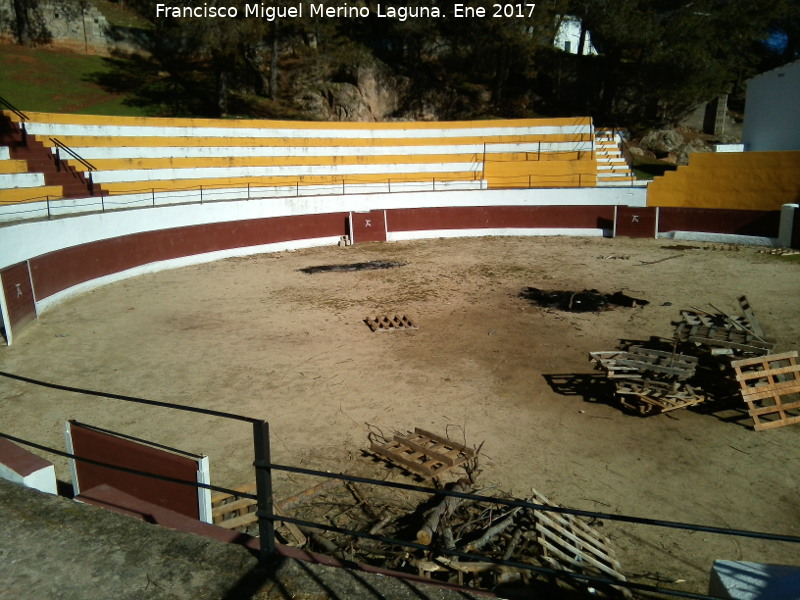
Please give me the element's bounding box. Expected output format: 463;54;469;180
156;3;537;21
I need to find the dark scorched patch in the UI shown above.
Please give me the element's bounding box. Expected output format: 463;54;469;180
300;261;406;274
520;288;649;312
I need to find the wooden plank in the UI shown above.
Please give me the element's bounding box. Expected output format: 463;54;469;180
740;382;800;401
738;296;766;338
414;428;475;457
211;482;257;506
747;399;800;416
753;415;800;431
735;364;800;384
215;511;258;530
212;497;256;519
273;502;307;546
731;351;798;369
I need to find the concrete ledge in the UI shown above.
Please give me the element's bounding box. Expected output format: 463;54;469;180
710;560;800;600
0;438;57;494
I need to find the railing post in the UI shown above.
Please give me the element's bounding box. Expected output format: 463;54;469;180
200;186;203;204
342;178;345;195
247;182;250;200
55;148;61;172
46;197;51;220
388;178;391;193
88;172;94;197
252;420;275;560
432;177;435;191
152;189;156;207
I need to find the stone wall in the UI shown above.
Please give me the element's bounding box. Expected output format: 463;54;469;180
0;0;148;55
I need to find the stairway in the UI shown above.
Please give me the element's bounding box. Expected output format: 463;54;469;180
1;116;93;199
594;128;646;187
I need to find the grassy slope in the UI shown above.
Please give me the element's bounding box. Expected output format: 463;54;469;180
0;44;151;116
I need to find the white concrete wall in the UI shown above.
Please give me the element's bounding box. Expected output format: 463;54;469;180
91;161;482;184
24;122;593;139
0;187;647;271
69;141;592;160
743;60;800;152
0;173;46;188
0;463;58;495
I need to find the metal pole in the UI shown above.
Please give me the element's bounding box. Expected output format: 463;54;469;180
152;189;155;207
247;182;250;200
200;186;203;204
252;420;275;560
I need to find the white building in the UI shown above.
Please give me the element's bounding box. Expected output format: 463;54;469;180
554;17;597;56
742;60;800;152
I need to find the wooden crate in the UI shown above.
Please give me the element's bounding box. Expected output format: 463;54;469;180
365;315;417;332
370;428;475;479
529;488;631;599
615;380;705;416
731;351;800;431
589;346;697;381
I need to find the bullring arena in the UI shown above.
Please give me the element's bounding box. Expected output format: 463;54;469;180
1;111;799;599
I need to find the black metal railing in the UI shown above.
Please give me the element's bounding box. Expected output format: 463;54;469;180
3;375;796;599
49;137;97;196
0;95;29;146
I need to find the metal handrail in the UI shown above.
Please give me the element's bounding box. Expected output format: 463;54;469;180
0;95;29;122
49;137;96;171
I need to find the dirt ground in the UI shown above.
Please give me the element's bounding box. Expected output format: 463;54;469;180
2;235;799;597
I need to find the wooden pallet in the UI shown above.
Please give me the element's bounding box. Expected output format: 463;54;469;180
529;488;631;599
615;380;705;415
589;346;697;381
370;428;475;479
365;315;418;332
211;482;258;530
731;351;800;431
674;297;776;356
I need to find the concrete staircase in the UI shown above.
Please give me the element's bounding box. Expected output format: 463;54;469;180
1;116;93;199
595;128;647;187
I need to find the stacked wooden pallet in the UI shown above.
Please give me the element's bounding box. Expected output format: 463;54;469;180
589;346;703;415
673;296;775;357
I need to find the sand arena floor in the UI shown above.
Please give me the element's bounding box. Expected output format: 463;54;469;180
1;235;799;596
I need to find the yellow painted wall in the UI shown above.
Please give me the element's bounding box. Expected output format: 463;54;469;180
99;171;480;194
0;185;63;204
11;110;591;132
0;159;30;174
484;155;597;188
648;151;800;210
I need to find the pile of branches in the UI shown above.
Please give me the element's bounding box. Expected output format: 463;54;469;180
270;450;629;598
